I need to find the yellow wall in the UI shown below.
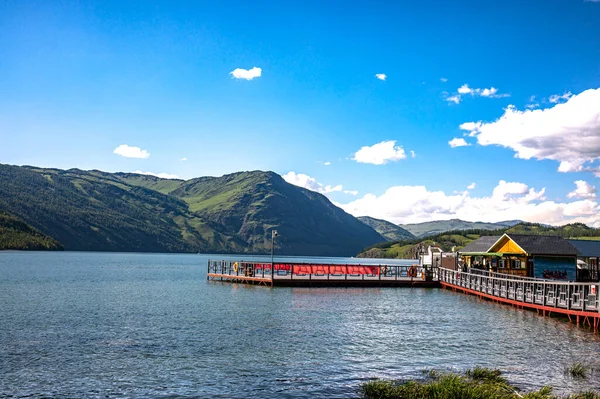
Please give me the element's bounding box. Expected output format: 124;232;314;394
491;237;526;254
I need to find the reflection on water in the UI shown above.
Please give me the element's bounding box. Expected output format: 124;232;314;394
1;251;599;398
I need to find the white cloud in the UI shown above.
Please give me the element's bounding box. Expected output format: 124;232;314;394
113;145;150;159
568;180;597;199
282;172;343;195
180;157;187;162
446;84;509;105
410;150;416;158
548;91;573;103
448;138;471;148
375;73;387;81
467;182;476;190
230;66;262;80
526;103;539;109
344;190;359;196
459;88;600;174
352;140;407;165
440;77;448;82
337;180;600;227
458;84;474;94
446;95;461;104
133;170;180;180
480;87;498;97
459;122;482;132
324;161;331;166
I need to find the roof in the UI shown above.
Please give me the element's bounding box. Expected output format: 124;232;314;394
568;239;600;257
504;234;579;256
459;236;501;254
459;234;579;256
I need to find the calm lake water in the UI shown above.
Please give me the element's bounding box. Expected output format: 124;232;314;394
1;252;600;398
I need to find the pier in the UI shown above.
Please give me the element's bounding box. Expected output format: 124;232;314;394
439;267;600;331
207;259;439;287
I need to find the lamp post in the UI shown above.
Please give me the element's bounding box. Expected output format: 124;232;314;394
271;229;279;273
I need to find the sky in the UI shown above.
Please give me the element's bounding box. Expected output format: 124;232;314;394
1;0;600;226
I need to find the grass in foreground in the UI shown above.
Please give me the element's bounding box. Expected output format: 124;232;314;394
567;362;592;379
360;367;600;399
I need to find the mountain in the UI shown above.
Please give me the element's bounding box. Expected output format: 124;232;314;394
0;164;384;256
357;222;600;259
358;216;415;241
0;212;63;251
399;218;522;238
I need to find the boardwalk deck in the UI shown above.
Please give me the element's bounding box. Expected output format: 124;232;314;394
207;260;439;288
439;267;600;331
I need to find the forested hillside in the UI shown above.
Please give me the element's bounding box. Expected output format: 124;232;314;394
0;164;383;256
0;212;63;250
358;216;415;241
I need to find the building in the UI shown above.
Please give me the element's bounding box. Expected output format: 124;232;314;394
459;234;580;280
567;239;600;282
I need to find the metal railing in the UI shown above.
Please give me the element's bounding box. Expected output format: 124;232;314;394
439;267;600;313
207;260;437;282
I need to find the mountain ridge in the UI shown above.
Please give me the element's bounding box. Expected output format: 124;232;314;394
0;164;384;256
358;216;415;241
399;218;523;237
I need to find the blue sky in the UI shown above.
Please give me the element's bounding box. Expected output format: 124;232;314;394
1;0;600;226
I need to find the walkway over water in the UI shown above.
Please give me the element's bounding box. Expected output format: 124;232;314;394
439;267;600;331
208;259;600;332
207;259;438;287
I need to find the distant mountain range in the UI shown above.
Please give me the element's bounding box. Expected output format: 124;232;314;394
0;164;383;256
358;216;415;241
358;222;600;259
399;218;523;238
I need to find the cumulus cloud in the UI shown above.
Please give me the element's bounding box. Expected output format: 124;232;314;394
344;190;359;196
568;180;597;199
282;172;343;195
133;170;180;180
324;161;331;166
113;145;150;159
448;138;471;148
445;95;461;104
375;73;387;81
459;88;600;174
230;66;262;80
548;91;573;103
337;180;600;227
352;140;407;165
180;157;187;162
458;84;474;94
445;84;509;104
467;182;476;190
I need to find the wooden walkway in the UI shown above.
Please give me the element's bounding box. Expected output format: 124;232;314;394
439;267;600;331
207;260;439;288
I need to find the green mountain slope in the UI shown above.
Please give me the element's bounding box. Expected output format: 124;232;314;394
399;218;522;238
357;222;600;259
0;164;383;256
0;212;63;250
358;216;415;241
170;171;385;255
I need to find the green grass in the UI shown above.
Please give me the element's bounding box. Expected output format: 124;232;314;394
360;368;600;399
567;362;592;379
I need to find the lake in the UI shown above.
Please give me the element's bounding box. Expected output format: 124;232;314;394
1;251;599;398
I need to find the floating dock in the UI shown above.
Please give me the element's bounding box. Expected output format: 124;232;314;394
207;260;439;288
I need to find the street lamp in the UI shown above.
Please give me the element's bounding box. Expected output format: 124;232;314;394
271;229;279;270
